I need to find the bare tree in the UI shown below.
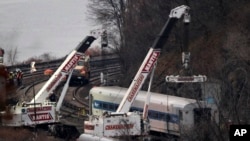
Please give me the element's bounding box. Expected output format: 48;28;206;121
23;56;43;64
87;0;126;50
6;46;18;66
87;1;250;140
39;52;56;62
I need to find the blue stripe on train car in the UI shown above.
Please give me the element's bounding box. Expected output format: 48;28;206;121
93;100;179;124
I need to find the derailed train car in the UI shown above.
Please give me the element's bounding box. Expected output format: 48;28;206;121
88;86;219;136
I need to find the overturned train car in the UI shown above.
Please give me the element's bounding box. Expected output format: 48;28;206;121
88;86;219;136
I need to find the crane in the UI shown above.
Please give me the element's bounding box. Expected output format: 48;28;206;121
0;29;106;127
80;5;191;141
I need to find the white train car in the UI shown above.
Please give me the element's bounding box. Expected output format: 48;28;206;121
89;86;219;136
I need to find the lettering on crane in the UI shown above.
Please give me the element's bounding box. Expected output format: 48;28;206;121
105;124;134;130
62;54;81;73
84;124;95;130
27;106;52;113
28;113;53;121
177;76;194;82
127;74;144;102
46;73;62;92
142;50;160;72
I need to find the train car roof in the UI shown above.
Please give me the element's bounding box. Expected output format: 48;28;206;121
90;86;198;108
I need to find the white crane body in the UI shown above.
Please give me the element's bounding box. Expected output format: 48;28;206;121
1;29;105;126
80;5;190;140
30;36;96;104
85;112;142;137
117;48;161;113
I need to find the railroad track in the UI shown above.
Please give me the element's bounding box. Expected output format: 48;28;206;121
8;55;120;118
8;54;121;101
5;55;122;139
20;65;121;105
58;64;122;120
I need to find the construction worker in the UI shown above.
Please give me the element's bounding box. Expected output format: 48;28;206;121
16;69;23;86
8;71;14;85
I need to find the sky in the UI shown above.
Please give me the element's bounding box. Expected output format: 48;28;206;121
0;0;99;64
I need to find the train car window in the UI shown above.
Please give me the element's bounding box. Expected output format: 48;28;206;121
109;103;117;111
166;114;170;122
129;107;135;112
103;102;108;110
130;107;143;112
93;100;102;109
93;100;182;124
109;104;114;111
130;107;137;112
138;108;143;112
148;111;151;118
114;104;119;110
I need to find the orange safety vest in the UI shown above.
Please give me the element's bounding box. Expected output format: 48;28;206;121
17;72;23;79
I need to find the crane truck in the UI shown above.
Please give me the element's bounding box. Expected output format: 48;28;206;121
78;5;191;141
0;29;105;127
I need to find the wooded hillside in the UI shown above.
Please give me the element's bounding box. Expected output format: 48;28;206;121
88;0;250;140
